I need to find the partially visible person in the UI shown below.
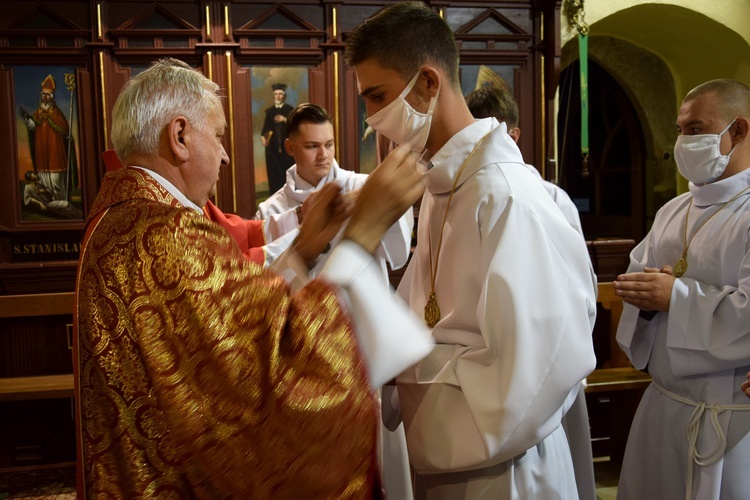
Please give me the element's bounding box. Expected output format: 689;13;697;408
20;74;71;201
465;84;595;500
256;102;413;278
615;79;750;499
466;85;583;236
256;102;414;499
75;57;432;498
261;82;295;194
22;169;81;219
346;3;597;498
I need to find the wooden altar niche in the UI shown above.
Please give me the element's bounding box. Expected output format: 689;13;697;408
0;0;561;473
0;0;95;472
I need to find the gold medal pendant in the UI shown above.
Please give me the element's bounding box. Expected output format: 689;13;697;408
674;256;687;278
425;291;440;328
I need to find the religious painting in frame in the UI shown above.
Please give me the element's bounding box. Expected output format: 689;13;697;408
13;65;84;221
249;65;309;203
460;64;516;97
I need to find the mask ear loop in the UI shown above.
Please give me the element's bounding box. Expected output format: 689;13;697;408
721;119;738;158
401;72;421;98
403;81;440;154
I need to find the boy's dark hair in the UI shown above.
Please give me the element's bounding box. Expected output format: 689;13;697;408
287;103;333;137
344;1;460;90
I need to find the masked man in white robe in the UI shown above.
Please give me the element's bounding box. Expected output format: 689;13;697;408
345;3;597;498
615;80;750;499
255;103;413;280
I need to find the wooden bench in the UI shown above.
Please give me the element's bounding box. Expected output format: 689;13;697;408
0;292;75;401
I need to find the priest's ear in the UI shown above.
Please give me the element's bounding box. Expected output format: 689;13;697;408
168;116;190;162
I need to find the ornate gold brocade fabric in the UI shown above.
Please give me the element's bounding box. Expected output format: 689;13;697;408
76;167;378;498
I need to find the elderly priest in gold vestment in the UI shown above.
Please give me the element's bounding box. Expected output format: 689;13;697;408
74;58;432;498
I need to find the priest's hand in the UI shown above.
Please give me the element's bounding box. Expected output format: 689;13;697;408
293;183;350;267
342;188;360;208
344;145;425;254
613;270;675;312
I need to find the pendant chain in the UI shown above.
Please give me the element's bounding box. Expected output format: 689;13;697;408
425;132;490;327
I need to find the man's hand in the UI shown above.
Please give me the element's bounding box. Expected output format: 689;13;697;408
614;269;676;312
293;184;350;266
299;187;358;224
341;189;360;213
261;136;268;147
344;145;425;254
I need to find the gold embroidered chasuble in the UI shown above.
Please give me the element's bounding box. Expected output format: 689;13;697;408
75;167;379;498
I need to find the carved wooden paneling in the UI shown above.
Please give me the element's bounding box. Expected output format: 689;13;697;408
0;316;73;378
233;4;327;63
0;2;91;56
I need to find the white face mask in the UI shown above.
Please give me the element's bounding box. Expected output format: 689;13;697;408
365;72;438;152
674;119;736;184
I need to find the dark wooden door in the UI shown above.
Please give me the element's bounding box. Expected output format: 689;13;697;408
558;59;646;242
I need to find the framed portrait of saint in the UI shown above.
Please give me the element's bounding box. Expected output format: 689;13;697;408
249;66;309;203
14;65;83;221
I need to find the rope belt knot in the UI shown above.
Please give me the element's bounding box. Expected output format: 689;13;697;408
653;382;750;500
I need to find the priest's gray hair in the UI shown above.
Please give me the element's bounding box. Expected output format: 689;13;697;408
111;58;222;160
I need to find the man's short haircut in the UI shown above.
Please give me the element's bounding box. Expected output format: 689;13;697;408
111;57;222;160
287;103;333;137
344;1;460;90
465;86;519;128
684;79;750;123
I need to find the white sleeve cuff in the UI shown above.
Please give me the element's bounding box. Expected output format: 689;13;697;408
321;240;433;388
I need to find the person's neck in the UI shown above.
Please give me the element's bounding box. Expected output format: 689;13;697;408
297;170;324;188
424;96;475;157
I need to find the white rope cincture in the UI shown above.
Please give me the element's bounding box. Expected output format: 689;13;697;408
653;383;750;500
